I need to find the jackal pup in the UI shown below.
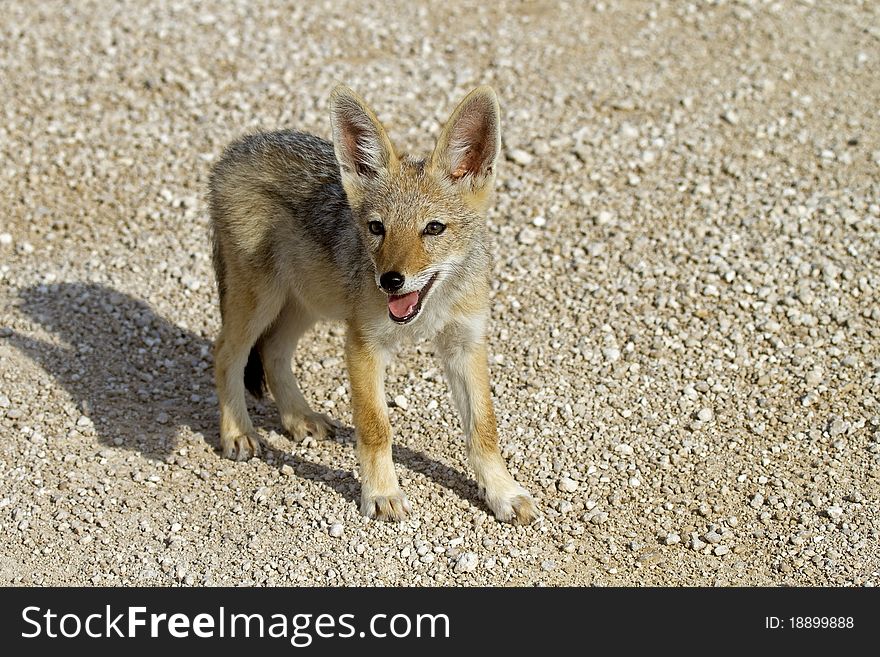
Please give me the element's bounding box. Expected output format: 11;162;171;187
209;86;536;523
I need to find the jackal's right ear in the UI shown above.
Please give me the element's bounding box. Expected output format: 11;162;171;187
430;86;501;211
330;86;397;202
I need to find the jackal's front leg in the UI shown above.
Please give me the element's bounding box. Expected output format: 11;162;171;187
439;329;537;524
346;327;411;521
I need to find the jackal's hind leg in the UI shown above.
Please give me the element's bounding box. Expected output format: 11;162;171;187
261;300;335;441
214;278;286;461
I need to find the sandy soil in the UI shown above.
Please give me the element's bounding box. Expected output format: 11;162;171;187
1;0;878;586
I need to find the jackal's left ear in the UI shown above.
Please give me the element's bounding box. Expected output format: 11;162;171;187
430;86;501;207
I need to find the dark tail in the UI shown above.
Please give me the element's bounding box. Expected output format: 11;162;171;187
244;345;266;398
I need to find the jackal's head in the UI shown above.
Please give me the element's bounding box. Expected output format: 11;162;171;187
330;85;501;325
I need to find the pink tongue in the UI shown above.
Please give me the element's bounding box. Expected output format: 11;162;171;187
388;291;419;318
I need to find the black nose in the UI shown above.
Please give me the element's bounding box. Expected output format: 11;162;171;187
380;271;405;293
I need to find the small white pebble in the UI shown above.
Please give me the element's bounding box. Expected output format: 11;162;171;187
558;477;578;493
596;210;614;225
829;419;847;436
805;367;823;387
603;347;621;362
517;227;538;245
508;148;534;166
454;552;478;574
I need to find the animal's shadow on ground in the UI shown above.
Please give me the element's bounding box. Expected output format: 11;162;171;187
9;282;483;510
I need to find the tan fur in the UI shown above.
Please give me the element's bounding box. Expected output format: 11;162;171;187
209;85;536;523
377;231;432;281
345;326;410;520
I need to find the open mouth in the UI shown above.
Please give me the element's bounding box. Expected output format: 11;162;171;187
387;274;438;324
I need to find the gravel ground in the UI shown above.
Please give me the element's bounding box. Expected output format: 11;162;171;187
1;0;879;587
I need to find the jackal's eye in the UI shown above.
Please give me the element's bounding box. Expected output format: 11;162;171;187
423;221;446;236
368;221;385;236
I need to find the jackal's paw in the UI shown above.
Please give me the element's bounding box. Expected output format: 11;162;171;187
360;490;411;522
221;432;261;461
283;411;336;442
485;485;538;525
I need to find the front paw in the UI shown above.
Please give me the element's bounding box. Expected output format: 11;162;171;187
485;484;538;525
360;490;411;522
221;432;261;461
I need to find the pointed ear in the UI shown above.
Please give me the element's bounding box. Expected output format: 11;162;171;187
430;86;501;206
329;85;397;203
